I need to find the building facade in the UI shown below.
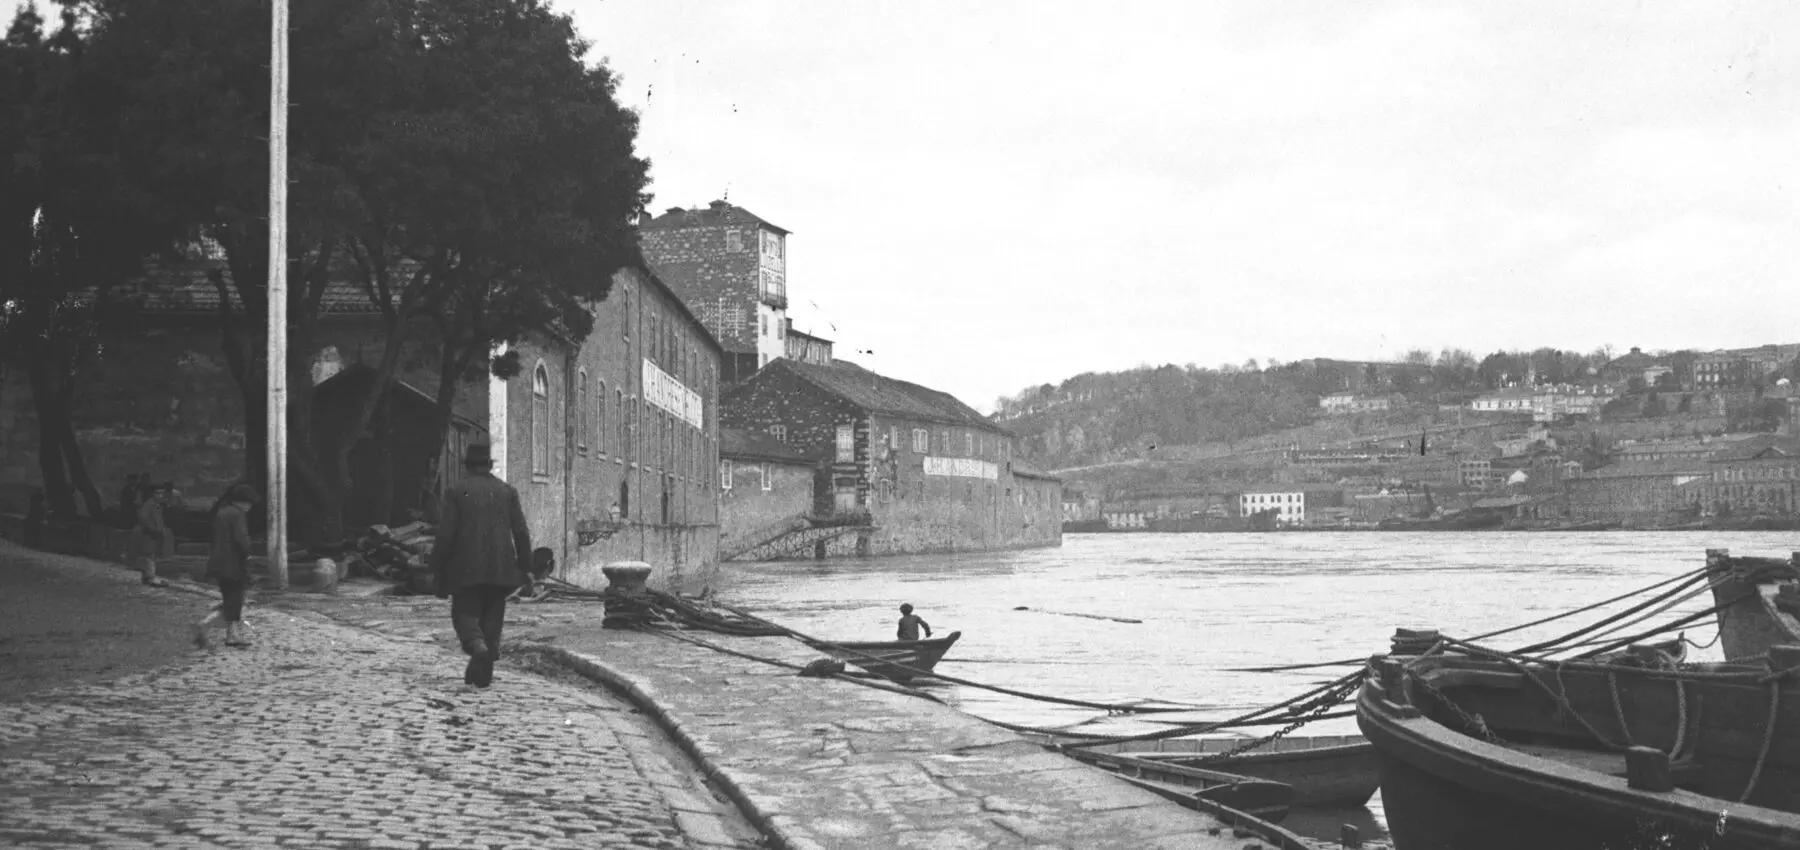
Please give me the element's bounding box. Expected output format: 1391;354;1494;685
638;201;791;384
721;357;1062;556
783;319;834;366
492;264;725;591
1694;437;1800;518
1563;467;1709;526
1239;490;1305;525
717;428;815;557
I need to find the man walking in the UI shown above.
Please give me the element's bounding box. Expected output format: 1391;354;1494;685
430;444;532;688
196;483;258;648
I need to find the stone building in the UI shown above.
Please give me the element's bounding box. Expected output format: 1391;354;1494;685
783;319;833;366
1563;465;1709;526
492;262;725;589
1693;436;1800;518
720;357;1061;557
716;427;815;558
1239;489;1305;525
638;201;791;385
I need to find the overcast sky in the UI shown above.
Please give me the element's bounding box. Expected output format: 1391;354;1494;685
561;0;1799;411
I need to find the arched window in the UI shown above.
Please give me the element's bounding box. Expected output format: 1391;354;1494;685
576;368;588;453
619;480;630;519
616;389;626;459
597;380;608;455
531;362;550;477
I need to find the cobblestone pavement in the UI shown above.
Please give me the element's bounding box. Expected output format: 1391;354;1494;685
272;596;1291;850
0;547;764;850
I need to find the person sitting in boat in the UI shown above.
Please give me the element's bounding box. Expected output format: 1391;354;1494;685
896;603;932;641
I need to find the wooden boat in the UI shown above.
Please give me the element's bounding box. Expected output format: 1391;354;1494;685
1049;746;1295;823
1088;735;1380;807
1358;635;1800;850
804;631;961;683
1705;549;1800;662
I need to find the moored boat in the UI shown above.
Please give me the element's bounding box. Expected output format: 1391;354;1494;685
804;631;961;683
1093;735;1380;807
1047;746;1295;824
1358;632;1800;850
1705;549;1800;661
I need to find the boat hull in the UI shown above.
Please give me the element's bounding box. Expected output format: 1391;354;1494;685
1133;742;1380;807
1705;551;1800;662
1357;660;1800;850
807;631;961;683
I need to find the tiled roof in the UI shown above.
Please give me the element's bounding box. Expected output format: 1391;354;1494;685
1712;435;1800;462
640;202;788;235
720;427;810;464
113;255;380;315
776;359;1012;435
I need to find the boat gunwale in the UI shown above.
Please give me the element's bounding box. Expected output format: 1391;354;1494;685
1356;675;1800;843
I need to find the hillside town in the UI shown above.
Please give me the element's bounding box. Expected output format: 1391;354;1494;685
1048;348;1800;532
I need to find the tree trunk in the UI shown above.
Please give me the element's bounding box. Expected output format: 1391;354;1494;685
415;336;480;522
372;393;395;525
53;348;107;518
25;358;76;518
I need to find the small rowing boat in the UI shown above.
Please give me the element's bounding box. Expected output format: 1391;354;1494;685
805;631;961;684
1049;746;1295;824
1089;735;1380;807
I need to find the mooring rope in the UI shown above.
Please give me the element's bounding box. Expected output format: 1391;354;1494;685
1739;681;1780;803
1607;671;1637;748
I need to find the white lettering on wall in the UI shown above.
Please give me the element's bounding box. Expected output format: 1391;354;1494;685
924;456;998;481
642;359;703;429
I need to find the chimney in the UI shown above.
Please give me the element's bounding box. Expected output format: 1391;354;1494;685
709;200;730;211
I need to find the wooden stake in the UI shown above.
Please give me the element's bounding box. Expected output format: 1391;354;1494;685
266;0;289;590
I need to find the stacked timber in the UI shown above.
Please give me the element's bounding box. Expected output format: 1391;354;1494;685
342;521;437;593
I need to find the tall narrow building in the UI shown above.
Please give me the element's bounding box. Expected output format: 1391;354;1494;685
638;201;789;385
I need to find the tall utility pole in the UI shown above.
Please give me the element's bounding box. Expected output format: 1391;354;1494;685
266;0;290;589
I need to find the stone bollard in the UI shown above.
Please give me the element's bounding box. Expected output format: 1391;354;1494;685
1624;746;1674;792
1341;823;1363;848
313;558;339;594
602;562;655;630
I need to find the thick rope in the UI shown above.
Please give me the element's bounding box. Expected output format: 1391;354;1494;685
1738;681;1780;803
1513;570;1717;655
646;624;947;704
1669;675;1689;760
1607;671;1636;747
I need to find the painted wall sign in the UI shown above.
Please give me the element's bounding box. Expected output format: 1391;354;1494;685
642;359;703;429
924;456;999;481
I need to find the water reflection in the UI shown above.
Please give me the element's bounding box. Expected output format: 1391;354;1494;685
711;531;1795;841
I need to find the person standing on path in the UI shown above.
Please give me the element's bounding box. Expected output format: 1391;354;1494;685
896;603;932;641
131;483;171;587
196;483;258;649
430;443;532;688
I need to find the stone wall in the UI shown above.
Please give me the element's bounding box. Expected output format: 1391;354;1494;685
639;222;763;355
718;458;814;553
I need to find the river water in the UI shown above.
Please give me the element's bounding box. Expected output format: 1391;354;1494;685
709;531;1799;842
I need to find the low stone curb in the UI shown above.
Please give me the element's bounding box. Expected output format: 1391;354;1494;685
518;642;811;850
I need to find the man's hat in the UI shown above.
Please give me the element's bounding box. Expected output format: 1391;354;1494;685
464;443;494;469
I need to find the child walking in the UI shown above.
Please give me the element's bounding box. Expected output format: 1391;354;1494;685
131;482;170;587
195;484;258;649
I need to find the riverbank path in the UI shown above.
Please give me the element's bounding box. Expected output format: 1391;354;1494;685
0;540;763;850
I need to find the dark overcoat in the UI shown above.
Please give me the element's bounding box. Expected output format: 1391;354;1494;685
430;471;531;595
207;503;253;582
